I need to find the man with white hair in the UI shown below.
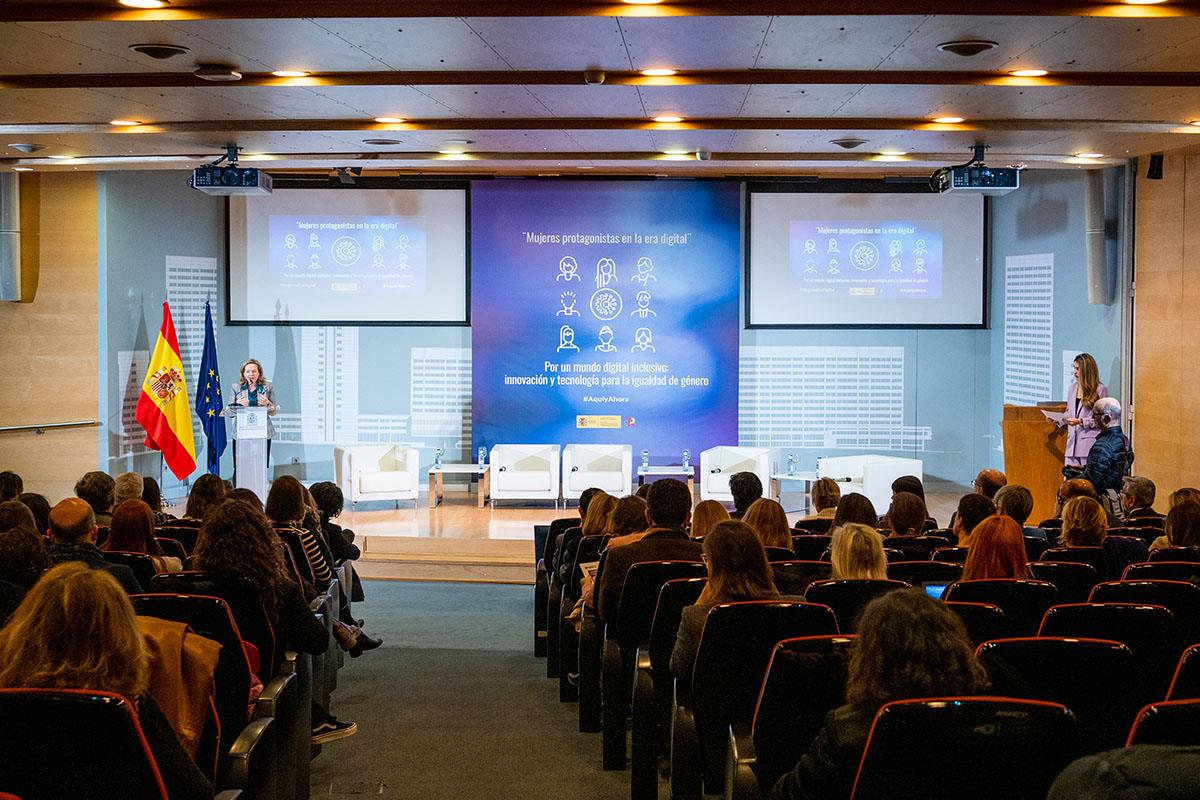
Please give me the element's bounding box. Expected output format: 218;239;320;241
1082;397;1133;500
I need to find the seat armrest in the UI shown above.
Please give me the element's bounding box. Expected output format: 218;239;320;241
726;722;761;800
223;717;276;795
670;682;702;800
214;791;243;800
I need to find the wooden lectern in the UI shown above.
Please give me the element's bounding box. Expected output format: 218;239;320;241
1002;404;1067;526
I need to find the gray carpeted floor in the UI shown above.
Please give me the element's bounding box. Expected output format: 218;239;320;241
308;580;629;799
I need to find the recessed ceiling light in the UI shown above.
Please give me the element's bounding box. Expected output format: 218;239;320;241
119;0;169;7
47;154;77;160
641;68;677;77
932;116;965;124
272;70;310;78
373;117;404;124
1190;120;1200;127
624;0;663;5
662;149;689;155
1123;0;1167;4
878;149;908;156
1076;152;1104;159
1009;69;1049;77
653;115;684;123
438;140;472;154
12;167;32;172
109;119;141;126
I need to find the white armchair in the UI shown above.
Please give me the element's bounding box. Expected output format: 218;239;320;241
562;444;633;500
490;444;561;504
699;446;773;503
816;454;923;514
334;445;421;507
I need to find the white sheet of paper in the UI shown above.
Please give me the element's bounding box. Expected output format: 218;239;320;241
1041;409;1067;424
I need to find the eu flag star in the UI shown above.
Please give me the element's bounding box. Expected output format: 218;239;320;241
208;368;215;377
207;409;215;417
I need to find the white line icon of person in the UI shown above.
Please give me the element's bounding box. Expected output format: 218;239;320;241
631;327;656;353
889;257;903;273
889;240;903;258
372;235;385;253
804;239;817;255
804;259;817;274
630;290;656;318
284;234;297;249
309;253;322;270
309;232;321;249
595;325;617;353
631;256;656;285
557;324;580;352
914;238;928;256
595;257;618;289
396;234;411;252
557;256;580;282
913;257;927;274
285;254;297;269
827;238;840;254
372;253;386;268
827;258;840;275
557;291;580;316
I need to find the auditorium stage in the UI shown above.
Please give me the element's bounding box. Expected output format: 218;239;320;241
345;486;968;584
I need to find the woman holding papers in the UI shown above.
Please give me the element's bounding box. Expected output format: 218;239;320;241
1062;352;1107;469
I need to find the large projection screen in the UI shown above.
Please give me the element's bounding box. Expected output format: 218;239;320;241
228;187;468;325
748;191;986;327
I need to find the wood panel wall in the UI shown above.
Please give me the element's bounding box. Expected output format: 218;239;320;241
0;173;99;503
1132;153;1200;496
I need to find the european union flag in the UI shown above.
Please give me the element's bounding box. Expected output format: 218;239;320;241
195;301;226;475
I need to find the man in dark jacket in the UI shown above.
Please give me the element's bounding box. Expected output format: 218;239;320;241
1083;397;1133;499
1120;475;1164;527
47;498;143;594
594;478;701;624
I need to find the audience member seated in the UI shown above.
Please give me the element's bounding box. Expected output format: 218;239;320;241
1170;487;1200;509
729;471;764;519
1149;499;1200;553
102;499;182;573
309;481;363;601
0;523;48;624
743;498;794;549
0;470;22;501
551;486;602;577
962;515;1031;581
46;498;142;594
1048;745;1200;799
595;478;701;624
634;482;651;500
559;491;616;587
799;478;841;525
953;494;996;547
1061;496;1107;548
113;471;144;507
266;476;381;657
0;562;213;800
830;492;878;534
885;491;926;538
75;470;115;527
688;498;729;541
880;474;938;530
0;500;37;535
17;492;50;534
670;520;779;688
1040;477;1098;528
974;468;1007;500
1082;397;1132;516
193;499;355;744
993;484;1046;541
226;487;263;510
830;523;887;580
769;589;989;800
1120;476;1162;526
604;494;650;548
140;475;175;524
183;473;227;524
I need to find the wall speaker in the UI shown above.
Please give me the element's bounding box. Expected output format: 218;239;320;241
1147;153;1164;180
0;173;21;302
1084;170;1108;305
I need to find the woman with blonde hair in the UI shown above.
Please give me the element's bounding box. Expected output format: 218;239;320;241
671;520;779;686
1060;495;1107;547
604;494;650;549
1062;352;1108;468
581;491;617;539
962;515;1031;580
1150;499;1200;552
830;523;887;580
689;498;730;541
0;562;212;799
742;497;793;549
800;478;841;523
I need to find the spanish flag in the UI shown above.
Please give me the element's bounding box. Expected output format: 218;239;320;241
136;302;197;480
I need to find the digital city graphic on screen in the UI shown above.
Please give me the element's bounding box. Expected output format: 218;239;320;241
471;181;741;462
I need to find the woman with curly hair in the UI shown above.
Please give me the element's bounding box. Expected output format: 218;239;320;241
183;473;226;523
103;499;182;573
0;562;213;799
1060;496;1107;548
962;514;1031;581
770;589;988;800
742;497;793;549
604;494;650;549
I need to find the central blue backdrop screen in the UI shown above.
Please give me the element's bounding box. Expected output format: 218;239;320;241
471;181;741;463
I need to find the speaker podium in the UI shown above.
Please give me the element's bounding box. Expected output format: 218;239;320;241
231;405;269;502
1001;403;1067;526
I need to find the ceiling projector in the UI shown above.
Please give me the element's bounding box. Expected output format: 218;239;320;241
190;164;272;195
931;144;1020;196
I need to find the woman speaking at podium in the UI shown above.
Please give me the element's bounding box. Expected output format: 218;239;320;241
233;358;278;467
1062;352;1107;471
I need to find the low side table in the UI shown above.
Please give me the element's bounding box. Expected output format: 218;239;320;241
770;470;818;508
429;463;491;508
637;465;695;496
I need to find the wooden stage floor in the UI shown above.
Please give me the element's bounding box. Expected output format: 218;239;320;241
346;486;968;584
